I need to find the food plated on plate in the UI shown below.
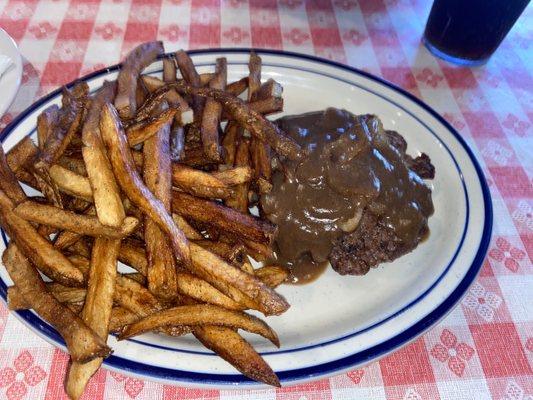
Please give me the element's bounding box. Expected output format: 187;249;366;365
0;41;436;397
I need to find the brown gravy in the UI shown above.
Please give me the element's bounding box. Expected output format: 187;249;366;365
261;108;434;283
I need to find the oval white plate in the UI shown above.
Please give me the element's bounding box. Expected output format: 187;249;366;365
0;50;492;388
0;28;22;117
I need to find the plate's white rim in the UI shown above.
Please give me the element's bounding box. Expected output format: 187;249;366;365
0;49;493;388
0;28;22;117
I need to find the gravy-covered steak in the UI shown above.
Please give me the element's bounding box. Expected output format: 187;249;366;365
261;108;435;281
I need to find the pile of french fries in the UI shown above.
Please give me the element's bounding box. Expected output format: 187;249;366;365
0;41;305;398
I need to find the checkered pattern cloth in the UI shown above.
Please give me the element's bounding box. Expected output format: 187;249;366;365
0;0;531;399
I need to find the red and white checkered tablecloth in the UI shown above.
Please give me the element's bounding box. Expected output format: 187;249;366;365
0;0;531;399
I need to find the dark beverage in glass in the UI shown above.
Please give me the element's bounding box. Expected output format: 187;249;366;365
423;0;530;66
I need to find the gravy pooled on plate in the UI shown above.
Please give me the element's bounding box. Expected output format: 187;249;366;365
261;108;434;283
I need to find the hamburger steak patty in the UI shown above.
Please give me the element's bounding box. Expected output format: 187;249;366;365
329;132;435;275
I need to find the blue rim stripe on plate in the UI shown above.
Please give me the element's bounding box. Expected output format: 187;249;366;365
0;49;492;385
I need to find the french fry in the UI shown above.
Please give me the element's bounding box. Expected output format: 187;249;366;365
143;103;178;300
226;77;248;97
14;201;138;238
118;240;148;275
171;214;203;240
180;145;218;168
189;243;289;316
250;137;272;194
109;306;139;334
201;58;226;161
114;275;162;317
2;244;110;362
212;166;253;186
194;326;280;387
247;52;261;101
57;155;87;176
221;121;240;166
226;138;251;212
221;97;284;121
0;189;84;286
81;81;126;228
7;284;87;310
141;75;165;92
163;57;177;82
254;265;289;288
114;41;164;118
66;237;121;400
118;304;279;346
175;272;242;310
100;103;190;265
126;108;177;146
172;164;234;199
0;147;27;204
170;123;185;161
49;164;93;202
199;73;214;86
169;83;305;160
6;137;39;173
54;229;82;250
243;239;274;262
172;191;276;245
175;50;204;120
195;240;244;263
36;105;60;150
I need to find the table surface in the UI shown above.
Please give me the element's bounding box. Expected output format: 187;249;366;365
0;0;531;399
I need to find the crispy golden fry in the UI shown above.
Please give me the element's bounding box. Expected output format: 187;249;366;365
118;240;148;275
114;41;164;118
0;147;27;204
33;84;88;207
124;272;146;285
37;105;60;150
226;77;248;97
118;304;279;346
175;272;242;310
254;265;289;288
66;237;120;400
163;57;177;82
7;284;86;310
141;75;165;92
240;260;255;274
2;244;110;362
0;189;84;286
221;121;240;166
248;52;261;101
114;275;162;317
169;123;185;161
143;106;178;300
199;73;214;86
6;137;39;173
109;306;139;334
126;108;177;146
100;103;190;265
14;201;138;238
68;238;92;260
194;326;280;387
171;214;203;240
195;240;244;263
243;239;274;262
172;164;233;199
81;81;126;228
250;137;272;194
212;166;253;186
189;243;289;316
49;164;93;202
221;97;284;121
175;50;205;121
226;138;251;212
180;145;218;168
257;78;283;99
57;155;87;176
54;230;82;250
36;83;88;166
172;191;276;245
201;58;227;161
169;83;304;160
